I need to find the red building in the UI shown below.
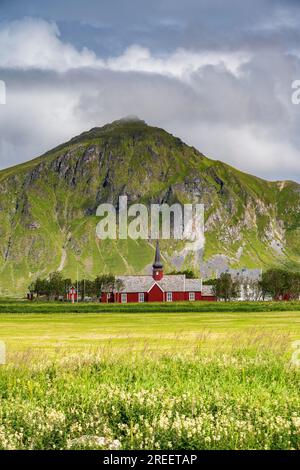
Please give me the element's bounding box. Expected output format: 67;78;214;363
101;242;216;303
67;286;78;303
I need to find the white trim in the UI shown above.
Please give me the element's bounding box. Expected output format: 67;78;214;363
138;292;145;303
189;292;195;301
166;292;173;302
147;281;164;293
121;293;127;303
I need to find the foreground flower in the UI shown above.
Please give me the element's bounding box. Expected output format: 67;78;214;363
67;435;121;450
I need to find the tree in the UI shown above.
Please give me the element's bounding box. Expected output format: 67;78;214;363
29;277;49;298
113;278;125;303
63;278;73;296
203;278;218;286
289;272;300;300
212;273;240;301
240;278;262;301
259;269;300;300
167;270;196;279
79;279;96;299
94;274;115;299
48;272;65;300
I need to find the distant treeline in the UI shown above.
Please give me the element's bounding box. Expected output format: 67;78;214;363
208;269;300;301
29;272;124;301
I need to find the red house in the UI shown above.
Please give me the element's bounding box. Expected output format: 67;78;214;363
67;286;78;303
101;242;216;303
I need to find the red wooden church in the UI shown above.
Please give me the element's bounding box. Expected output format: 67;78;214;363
101;242;216;303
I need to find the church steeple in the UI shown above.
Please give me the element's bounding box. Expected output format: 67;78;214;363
152;240;163;280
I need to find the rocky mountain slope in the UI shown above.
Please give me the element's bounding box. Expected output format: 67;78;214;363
0;117;300;295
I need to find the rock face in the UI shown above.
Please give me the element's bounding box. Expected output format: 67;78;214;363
0;117;299;295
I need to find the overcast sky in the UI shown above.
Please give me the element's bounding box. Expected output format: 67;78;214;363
1;0;300;181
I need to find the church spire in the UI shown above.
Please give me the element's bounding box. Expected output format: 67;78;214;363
152;240;163;280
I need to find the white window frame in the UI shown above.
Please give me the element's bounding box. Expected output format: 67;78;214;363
121;293;127;303
189;292;195;301
138;292;145;303
166;292;173;302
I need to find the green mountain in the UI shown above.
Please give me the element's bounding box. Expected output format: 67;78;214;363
0;117;299;295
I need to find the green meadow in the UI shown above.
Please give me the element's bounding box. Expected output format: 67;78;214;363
2;307;300;353
1;301;300;450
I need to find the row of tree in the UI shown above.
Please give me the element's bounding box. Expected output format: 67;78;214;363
29;272;124;301
29;268;300;302
210;269;300;301
259;269;300;300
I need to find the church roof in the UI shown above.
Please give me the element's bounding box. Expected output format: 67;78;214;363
159;274;185;292
185;278;202;292
104;274;203;293
115;275;153;293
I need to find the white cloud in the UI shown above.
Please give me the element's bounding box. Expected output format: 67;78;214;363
0;17;300;182
105;45;250;79
180;123;300;180
0;17;249;78
0;18;100;72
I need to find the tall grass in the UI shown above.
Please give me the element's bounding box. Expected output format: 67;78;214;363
0;334;300;450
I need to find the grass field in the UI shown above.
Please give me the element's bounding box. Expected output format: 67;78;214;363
1;301;300;450
2;299;300;313
2;308;300;353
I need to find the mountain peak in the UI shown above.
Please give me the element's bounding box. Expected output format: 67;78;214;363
115;115;145;124
67;116;148;146
0;117;300;295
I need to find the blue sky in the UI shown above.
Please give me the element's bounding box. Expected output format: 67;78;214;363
1;0;300;180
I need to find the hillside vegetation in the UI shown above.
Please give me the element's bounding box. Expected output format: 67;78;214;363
0;117;300;295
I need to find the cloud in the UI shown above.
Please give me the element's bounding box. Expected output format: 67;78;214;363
0;18;100;71
0;16;300;183
105;45;250;79
183;123;300;181
0;17;249;78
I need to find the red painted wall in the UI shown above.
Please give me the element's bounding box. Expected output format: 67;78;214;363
148;283;164;302
101;289;216;303
169;291;185;301
201;295;217;301
181;292;202;301
67;292;78;301
153;270;163;281
127;293;140;302
101;292;114;303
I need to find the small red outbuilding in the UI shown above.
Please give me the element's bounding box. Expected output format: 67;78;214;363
67;286;78;303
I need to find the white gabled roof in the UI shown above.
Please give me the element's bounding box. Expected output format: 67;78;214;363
159;275;186;292
202;285;214;296
185;278;202;292
147;281;164;293
116;275;153;293
104;274;203;293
